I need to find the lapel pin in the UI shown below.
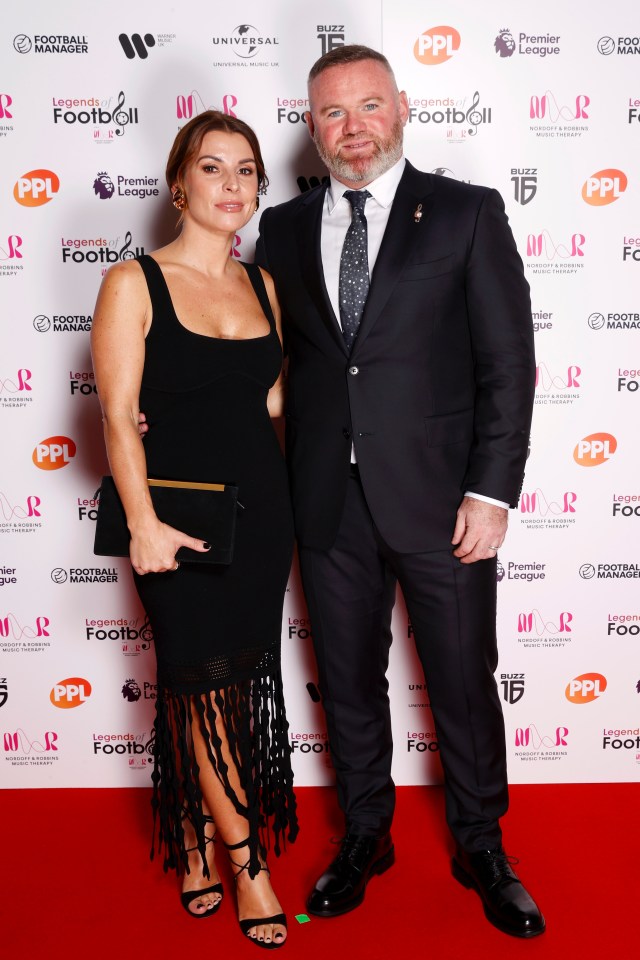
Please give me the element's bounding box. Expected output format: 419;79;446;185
413;203;423;224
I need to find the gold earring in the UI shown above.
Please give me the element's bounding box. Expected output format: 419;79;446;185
172;188;186;211
254;197;260;213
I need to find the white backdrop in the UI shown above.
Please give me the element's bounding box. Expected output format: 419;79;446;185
1;1;639;790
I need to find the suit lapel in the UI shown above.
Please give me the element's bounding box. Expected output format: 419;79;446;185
294;185;349;356
354;163;435;352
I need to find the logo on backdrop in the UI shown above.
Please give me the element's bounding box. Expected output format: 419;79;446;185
494;28;560;58
290;732;330;758
598;36;640;56
534;362;580;405
0;566;17;587
78;488;101;521
0;235;24;278
414;26;461;65
50;678;91;708
287;617;312;640
573;433;617;467
0;613;50;655
212;25;280;66
602;728;640;759
0;679;7;708
525;232;585;276
519;489;577;531
51;567;119;584
14;170;59;207
297;174;329;194
13;34;88;54
85;615;153;654
580;562;640;580
277;96;310;125
61;231;144;266
33;313;92;333
629;97;640;123
69;371;97;399
0;492;42;535
92;171;159;200
500;674;525;703
430;167;472;183
92;731;154;763
407;731;439;752
514;724;569;762
565;673;606;704
52;91;139;143
528;92;589;138
118;33;155;59
407;91;492;141
0;368;32;409
121;679;142;702
613;494;640;518
616;369;639;393
32;436;76;470
176;91;238;121
516;611;573;649
506;561;547;582
588;309;640;331
317;25;345;56
623;237;640;262
607;614;640;637
3;729;59;766
511;168;537;205
582;169;627;205
532;309;553;333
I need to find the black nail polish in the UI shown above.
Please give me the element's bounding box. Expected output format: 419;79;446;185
203;542;211;549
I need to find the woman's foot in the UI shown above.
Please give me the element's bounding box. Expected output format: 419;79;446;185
228;840;287;946
181;815;223;918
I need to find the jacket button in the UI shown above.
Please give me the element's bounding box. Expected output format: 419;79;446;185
343;428;351;439
348;366;359;375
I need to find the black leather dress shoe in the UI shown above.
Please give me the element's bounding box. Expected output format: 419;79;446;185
306;833;395;917
452;848;545;938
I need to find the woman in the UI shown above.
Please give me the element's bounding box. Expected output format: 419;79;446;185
91;111;298;948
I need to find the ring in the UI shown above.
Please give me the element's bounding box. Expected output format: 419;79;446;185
488;545;498;551
172;561;180;571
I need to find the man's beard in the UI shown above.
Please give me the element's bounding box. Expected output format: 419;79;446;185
313;117;404;184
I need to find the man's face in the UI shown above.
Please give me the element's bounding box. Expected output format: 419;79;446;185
306;59;409;188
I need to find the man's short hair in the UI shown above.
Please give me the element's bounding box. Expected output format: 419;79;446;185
307;44;395;86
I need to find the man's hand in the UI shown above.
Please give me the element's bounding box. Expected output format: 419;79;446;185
137;411;148;438
451;496;508;564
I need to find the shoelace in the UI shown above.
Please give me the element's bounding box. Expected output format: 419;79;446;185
481;850;520;886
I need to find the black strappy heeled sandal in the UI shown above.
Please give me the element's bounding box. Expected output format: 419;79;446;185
225;838;287;949
181;813;224;919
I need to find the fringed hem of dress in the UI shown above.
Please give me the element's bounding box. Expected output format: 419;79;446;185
149;666;299;880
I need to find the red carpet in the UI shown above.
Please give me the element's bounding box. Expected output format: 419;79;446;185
2;784;635;958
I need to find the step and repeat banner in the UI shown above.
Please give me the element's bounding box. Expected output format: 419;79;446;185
1;1;639;789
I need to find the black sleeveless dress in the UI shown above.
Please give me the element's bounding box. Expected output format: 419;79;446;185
133;255;297;877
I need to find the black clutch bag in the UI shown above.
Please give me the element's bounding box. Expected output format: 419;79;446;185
93;476;241;565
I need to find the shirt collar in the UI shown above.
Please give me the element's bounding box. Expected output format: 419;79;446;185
326;156;406;213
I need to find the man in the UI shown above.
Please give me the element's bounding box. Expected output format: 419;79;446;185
258;44;541;938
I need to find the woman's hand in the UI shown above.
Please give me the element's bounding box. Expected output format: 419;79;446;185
129;517;211;574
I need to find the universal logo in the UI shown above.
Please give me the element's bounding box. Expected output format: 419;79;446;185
212;24;279;65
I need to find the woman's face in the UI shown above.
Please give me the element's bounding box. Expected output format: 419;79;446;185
179;129;259;233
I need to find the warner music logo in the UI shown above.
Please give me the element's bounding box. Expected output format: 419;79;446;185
0;491;42;535
212;24;279;67
526;232;585;276
519;489;577;531
0;368;33;409
500;674;525;704
494;28;560;58
516;610;573;649
52;91;139;143
0;678;7;708
513;724;569;762
580;562;640;580
407;91;492;142
297;174;329;194
612;493;640;518
3;728;59;766
529;92;589;138
0;613;50;654
34;312;92;333
588;310;640;332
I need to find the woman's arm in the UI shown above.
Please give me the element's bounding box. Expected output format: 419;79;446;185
91;261;209;573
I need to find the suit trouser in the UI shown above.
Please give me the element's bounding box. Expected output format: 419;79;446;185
298;467;508;853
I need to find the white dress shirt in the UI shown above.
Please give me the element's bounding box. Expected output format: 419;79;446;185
320;157;508;510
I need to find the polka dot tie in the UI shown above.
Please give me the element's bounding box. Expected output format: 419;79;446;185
339;190;372;350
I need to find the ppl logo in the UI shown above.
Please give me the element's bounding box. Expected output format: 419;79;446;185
414;26;461;65
582;169;627;206
13;169;60;207
573;433;617;466
50;677;92;708
93;172;114;199
565;673;607;704
32;436;77;470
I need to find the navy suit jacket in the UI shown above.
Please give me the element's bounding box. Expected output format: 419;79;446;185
255;162;535;552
